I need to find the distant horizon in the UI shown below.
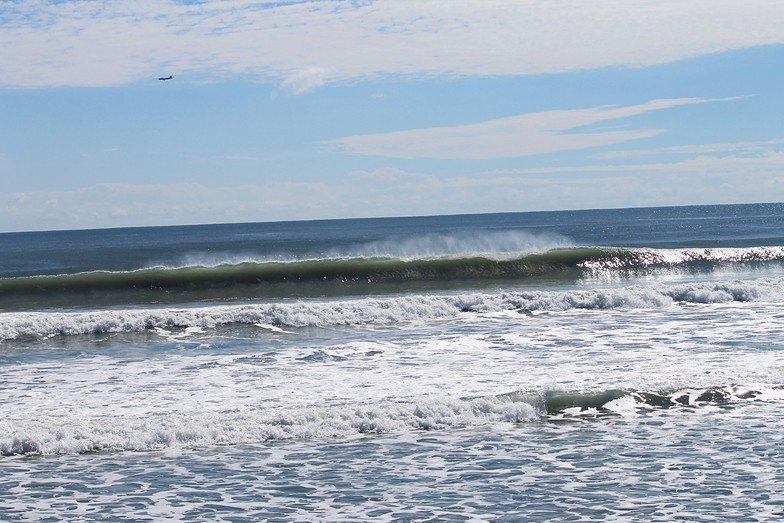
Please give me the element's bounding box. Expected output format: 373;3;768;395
3;200;781;236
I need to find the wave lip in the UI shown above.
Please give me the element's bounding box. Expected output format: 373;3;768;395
578;246;784;271
334;230;573;261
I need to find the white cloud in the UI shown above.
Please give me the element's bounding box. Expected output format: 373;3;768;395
3;144;782;232
2;1;784;89
281;67;334;95
328;98;716;159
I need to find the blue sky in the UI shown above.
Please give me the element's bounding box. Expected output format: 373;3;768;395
1;1;784;232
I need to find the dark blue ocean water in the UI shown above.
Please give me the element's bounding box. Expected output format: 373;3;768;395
2;203;783;279
2;203;784;521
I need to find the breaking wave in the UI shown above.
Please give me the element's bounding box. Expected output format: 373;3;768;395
3;384;781;456
2;277;782;341
1;246;783;310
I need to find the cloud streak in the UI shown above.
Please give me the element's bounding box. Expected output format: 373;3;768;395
328;98;718;159
2;1;784;89
592;139;784;160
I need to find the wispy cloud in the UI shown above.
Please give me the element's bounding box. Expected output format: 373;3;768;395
328;98;719;159
0;182;345;232
593;139;784;160
349;167;433;182
2;1;784;89
220;154;267;162
486;144;784;180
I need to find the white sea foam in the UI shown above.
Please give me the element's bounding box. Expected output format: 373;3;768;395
3;383;782;456
1;277;783;341
3;288;784;457
0;396;540;456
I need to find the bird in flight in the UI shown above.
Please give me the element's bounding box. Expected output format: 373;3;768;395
158;75;173;81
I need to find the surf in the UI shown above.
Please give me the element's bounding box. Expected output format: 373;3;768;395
2;276;782;341
3;382;782;456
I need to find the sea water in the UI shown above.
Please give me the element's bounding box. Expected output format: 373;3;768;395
1;203;783;521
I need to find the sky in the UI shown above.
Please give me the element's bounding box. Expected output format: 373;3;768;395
1;0;784;232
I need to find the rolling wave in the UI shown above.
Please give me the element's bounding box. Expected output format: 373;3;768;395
507;384;784;416
2;277;781;341
3;383;781;456
2;246;783;310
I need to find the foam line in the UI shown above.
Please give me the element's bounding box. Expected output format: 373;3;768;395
3;384;781;456
2;277;782;341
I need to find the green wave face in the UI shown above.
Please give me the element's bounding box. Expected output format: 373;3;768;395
2;246;783;310
0;251;587;309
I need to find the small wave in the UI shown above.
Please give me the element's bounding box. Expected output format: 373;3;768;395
2;278;782;341
0;396;540;456
537;384;784;417
3;384;781;456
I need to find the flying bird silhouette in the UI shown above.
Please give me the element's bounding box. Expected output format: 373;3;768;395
158;75;172;81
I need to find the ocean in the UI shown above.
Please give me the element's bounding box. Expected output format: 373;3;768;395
1;203;783;521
